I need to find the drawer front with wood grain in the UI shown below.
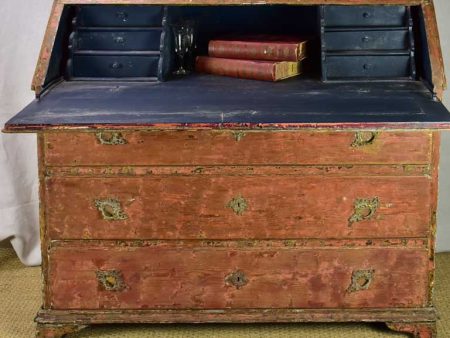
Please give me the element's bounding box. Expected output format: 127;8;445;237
47;243;429;310
76;29;163;51
44;131;432;166
77;5;164;27
323;6;407;27
325;55;411;79
72;54;160;78
45;176;431;240
324;30;409;51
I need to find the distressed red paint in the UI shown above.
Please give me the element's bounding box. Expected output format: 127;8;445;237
44;131;432;166
48;244;430;310
45;175;432;240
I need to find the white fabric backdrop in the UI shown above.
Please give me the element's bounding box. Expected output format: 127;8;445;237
0;0;449;266
0;1;53;265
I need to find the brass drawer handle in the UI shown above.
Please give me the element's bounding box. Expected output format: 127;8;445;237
227;195;248;216
225;270;248;289
348;197;379;226
95;132;127;145
351;131;378;147
96;270;126;291
348;269;375;293
95;198;128;221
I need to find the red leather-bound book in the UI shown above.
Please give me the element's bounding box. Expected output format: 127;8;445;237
195;56;303;82
208;36;308;62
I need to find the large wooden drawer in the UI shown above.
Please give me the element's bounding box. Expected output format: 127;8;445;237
47;243;429;310
44;131;432;166
45;176;431;240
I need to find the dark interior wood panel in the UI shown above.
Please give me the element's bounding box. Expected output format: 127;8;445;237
5;76;450;131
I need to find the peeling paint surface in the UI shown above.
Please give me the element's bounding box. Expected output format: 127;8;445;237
48;245;429;310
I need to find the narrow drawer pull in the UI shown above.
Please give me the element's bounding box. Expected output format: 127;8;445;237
361;35;370;43
113;36;125;44
225;270;248;289
96;132;127;145
348;269;375;292
110;62;124;70
362;63;371;70
362;11;372;19
348;197;379;226
227;195;248;216
116;11;128;22
96;270;126;291
351;131;378;147
95;198;128;221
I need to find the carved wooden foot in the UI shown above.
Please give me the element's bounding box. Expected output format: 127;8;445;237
36;324;88;338
386;322;436;338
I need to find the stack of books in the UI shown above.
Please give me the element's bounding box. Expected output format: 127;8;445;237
195;35;308;82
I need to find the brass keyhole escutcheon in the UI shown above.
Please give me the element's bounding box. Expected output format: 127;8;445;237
225;270;248;289
95;198;128;221
96;132;127;145
348;197;379;226
348;269;375;293
227;195;248;216
96;270;126;291
351;131;379;148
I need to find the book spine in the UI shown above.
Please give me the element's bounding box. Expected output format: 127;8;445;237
195;57;276;81
209;40;300;62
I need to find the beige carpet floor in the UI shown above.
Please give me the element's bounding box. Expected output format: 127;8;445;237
1;247;449;338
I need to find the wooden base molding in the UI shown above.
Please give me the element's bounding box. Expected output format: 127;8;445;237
36;308;437;325
35;311;437;337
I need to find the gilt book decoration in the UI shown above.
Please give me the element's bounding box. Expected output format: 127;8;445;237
195;56;303;81
208;36;308;61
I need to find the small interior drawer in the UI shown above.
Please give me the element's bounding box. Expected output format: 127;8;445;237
323;6;407;27
75;29;163;51
324;29;409;51
77;5;164;27
71;54;160;78
325;54;411;79
48;244;429;310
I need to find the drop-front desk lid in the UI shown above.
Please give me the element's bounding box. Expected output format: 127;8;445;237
4;75;450;131
3;0;450;131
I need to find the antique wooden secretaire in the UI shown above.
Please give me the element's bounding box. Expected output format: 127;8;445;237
3;0;450;337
